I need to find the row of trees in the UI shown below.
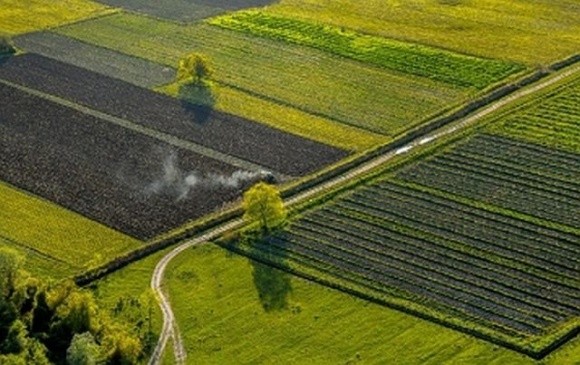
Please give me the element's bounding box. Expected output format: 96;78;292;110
0;248;151;365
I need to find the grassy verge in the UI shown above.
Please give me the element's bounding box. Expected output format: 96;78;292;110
56;13;469;136
0;181;142;276
265;0;580;65
0;0;115;35
165;243;580;364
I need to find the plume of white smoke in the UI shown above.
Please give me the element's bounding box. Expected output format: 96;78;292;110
144;152;262;201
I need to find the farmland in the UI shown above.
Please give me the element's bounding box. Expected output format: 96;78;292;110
209;11;523;89
265;0;580;65
0;54;348;178
56;13;470;136
0;181;141;278
0;0;113;36
227;72;580;356
14;32;175;88
157;244;579;364
95;0;276;22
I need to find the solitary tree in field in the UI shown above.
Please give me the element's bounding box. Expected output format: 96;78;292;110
176;53;213;85
0;36;15;55
243;182;287;233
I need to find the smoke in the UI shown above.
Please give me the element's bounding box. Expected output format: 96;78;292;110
144;152;261;201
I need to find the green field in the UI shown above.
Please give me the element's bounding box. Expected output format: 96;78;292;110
158;81;386;152
265;0;580;65
487;75;580;153
0;0;114;36
56;13;469;136
209;11;523;89
0;181;142;278
159;243;580;364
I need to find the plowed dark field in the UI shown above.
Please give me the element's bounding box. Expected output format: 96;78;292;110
0;82;246;240
0;54;347;177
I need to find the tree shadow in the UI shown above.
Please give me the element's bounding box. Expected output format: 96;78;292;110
248;234;292;312
178;82;216;125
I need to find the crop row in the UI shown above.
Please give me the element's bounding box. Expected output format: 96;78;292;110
451;134;580;181
374;181;580;256
398;160;580;228
295;214;577;317
209;11;523;89
302;207;579;308
337;196;579;282
362;185;579;266
268;225;547;335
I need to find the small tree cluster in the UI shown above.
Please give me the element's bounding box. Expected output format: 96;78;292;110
176;53;212;85
0;248;148;364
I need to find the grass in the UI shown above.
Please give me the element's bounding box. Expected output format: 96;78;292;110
0;181;142;276
265;0;580;65
0;0;114;36
164;243;580;364
56;13;469;136
158;81;387;152
209;11;523;89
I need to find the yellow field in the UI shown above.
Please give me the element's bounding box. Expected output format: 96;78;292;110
265;0;580;65
159;81;388;152
0;181;142;276
0;0;114;35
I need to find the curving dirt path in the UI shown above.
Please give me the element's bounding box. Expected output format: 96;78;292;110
148;65;579;365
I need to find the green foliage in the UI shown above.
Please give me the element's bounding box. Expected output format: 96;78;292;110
210;11;523;89
177;53;213;85
0;254;144;364
66;332;101;365
242;182;287;233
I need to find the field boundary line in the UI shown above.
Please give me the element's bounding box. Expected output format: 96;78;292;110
146;58;580;364
0;78;285;178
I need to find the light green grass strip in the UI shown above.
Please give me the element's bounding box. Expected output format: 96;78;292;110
209;11;523;89
0;181;141;275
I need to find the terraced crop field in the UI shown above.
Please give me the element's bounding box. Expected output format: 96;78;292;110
0;0;112;35
266;0;580;65
236;74;580;356
56;13;471;136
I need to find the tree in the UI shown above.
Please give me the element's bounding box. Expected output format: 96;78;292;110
242;182;287;233
66;332;101;365
176;53;213;85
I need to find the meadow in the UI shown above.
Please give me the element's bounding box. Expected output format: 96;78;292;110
157;244;580;364
265;0;580;65
0;0;113;36
56;13;469;136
